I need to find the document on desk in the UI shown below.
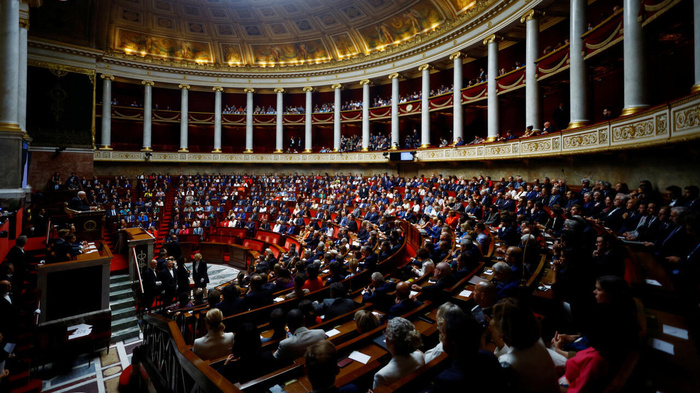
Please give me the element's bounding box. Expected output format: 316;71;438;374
325;328;341;337
645;279;662;287
349;351;371;364
68;323;93;340
410;290;418;298
663;325;689;340
650;338;674;355
459;289;472;298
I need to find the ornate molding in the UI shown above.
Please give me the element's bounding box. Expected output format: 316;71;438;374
483;34;503;45
244;88;255;94
100;74;114;81
178;84;190;90
388;73;400;80
359;79;372;86
449;52;463;60
418;64;432;72
141;80;154;87
212;86;224;92
304;86;316;92
273;88;285;93
27;59;95;76
520;9;543;23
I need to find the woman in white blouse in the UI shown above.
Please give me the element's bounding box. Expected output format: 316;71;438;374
373;317;424;389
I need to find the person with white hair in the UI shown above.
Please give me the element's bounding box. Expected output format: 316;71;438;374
373;317;424;388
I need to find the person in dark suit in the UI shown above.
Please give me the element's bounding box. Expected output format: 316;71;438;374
303;340;359;393
314;282;356;321
430;306;506;393
216;284;246;317
68;191;92;211
361;246;378;272
5;236;31;296
192;253;209;289
142;259;162;310
387;281;423;319
362;272;396;313
159;258;178;306
345;214;359;232
165;235;183;261
176;259;190;296
411;262;455;304
244;274;274;310
217;322;277;384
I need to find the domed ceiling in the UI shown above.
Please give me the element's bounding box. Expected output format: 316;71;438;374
30;0;499;69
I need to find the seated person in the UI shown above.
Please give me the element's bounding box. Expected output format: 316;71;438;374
373;317;425;389
354;309;381;334
216;284;246;317
388;281;423;319
217;322;276;383
362;272;397;313
411;262;455;304
262;308;288;344
273;309;326;361
314;282;356;321
302;264;324;292
492;262;521;300
193;308;234;361
304;340;358;393
244;274;274;310
424;302;462;363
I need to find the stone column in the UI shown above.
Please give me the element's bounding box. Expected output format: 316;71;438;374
141;80;154;151
100;75;114;149
450;52;463;143
484;35;500;141
419;64;431;148
18;1;28;133
244;88;254;153
178;84;189;152
389;73;400;149
622;0;649;115
0;0;20;132
522;10;542;131
331;84;342;151
360;79;371;151
274;88;284;153
304;86;314;153
569;0;589;128
213;86;223;153
0;0;27;197
694;0;700;92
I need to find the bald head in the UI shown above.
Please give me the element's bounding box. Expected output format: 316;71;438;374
473;281;497;309
396;281;411;300
435;262;452;280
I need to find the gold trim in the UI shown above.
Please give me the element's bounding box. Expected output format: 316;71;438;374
621;106;649;116
690;84;700;94
244;149;254;153
0;122;23;133
361;147;369;151
359;79;372;86
244;88;255;94
483;34;502;45
27;60;95;76
304;149;313;153
568;121;589;129
212;149;222;153
418;64;432;72
141;147;153;151
142;80;154;86
179;84;191;90
449;52;463;60
581;8;623;39
388;73;400;80
584;22;622;51
100;74;115;81
274;149;283;153
213;86;224;92
178;148;189;152
486;136;497;142
419;143;431;149
99;145;113;150
274;88;285;93
304;86;316;92
390;145;398;150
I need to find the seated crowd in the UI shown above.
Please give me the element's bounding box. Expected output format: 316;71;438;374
4;170;698;392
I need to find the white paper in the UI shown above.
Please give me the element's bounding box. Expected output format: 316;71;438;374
325;328;341;337
459;289;472;298
372;311;382;319
651;338;674;355
646;279;662;287
663;325;689;340
273;297;285;303
3;343;15;354
410;290;418;298
484;269;493;275
67;323;92;332
348;350;371;364
68;327;93;340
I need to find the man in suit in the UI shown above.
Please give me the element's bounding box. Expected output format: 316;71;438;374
361;246;378;272
142;259;162;310
215;284;246;317
273;309;326;361
244;274;274;310
411;262;455;304
387;281;423;319
5;236;31;296
345;214;359;232
362;272;396;313
68;191;92;211
314;282;356;321
158;258;178;306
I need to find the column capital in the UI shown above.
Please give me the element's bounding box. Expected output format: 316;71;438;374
482;34;503;46
244;88;255;93
387;72;400;80
330;84;343;90
274;87;285;93
212;86;224;92
520;9;544;23
178;84;190;90
359;79;372;86
141;80;155;86
449;52;463;60
100;74;115;81
303;86;316;92
418;64;432;72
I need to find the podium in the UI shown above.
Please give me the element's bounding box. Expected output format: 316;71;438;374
63;206;105;241
125;227;155;295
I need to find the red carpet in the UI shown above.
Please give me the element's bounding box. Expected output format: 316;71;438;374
111;253;129;272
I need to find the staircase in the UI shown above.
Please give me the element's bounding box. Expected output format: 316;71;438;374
109;274;141;343
154;188;175;252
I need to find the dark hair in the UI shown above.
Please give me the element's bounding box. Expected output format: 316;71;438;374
233;323;261;359
493;298;540;350
286;308;305;331
442;307;481;356
329;282;347;298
